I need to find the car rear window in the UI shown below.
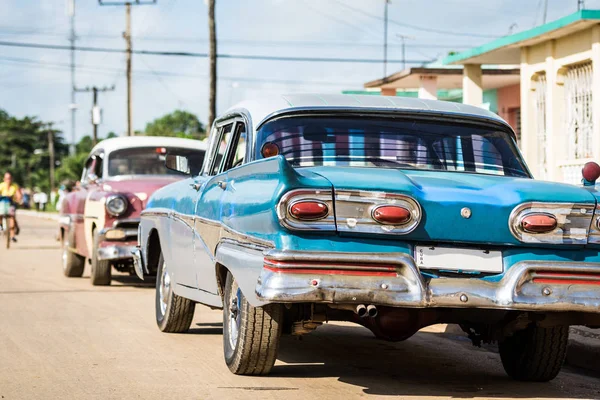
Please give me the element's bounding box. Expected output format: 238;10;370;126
108;147;205;176
257;116;529;178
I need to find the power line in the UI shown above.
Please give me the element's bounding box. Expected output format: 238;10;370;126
330;0;500;39
0;55;361;86
0;30;473;49
0;40;433;64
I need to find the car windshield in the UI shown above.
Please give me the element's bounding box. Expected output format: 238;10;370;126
108;147;205;177
257;116;529;177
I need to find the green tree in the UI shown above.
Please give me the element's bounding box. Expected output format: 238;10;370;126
0;110;68;192
144;110;205;139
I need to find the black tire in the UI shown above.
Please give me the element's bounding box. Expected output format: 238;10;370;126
499;325;569;382
223;271;283;375
62;229;85;277
155;253;195;333
90;231;111;286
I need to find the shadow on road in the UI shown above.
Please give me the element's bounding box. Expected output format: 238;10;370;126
189;322;223;335
108;274;156;289
270;324;597;398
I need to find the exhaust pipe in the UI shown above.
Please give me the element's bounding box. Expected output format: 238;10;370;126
367;305;378;318
355;304;367;318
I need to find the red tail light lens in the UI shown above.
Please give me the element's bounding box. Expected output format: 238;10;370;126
521;214;557;233
372;205;412;225
290;200;329;220
261;142;280;158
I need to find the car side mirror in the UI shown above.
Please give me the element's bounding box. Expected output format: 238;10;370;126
582;162;600;186
165;154;191;175
87;173;99;185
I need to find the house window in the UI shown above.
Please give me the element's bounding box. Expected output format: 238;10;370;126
533;74;547;180
562;62;593;184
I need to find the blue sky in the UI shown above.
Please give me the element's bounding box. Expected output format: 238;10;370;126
0;0;593;144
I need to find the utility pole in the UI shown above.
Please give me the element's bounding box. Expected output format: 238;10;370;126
208;0;217;130
98;0;156;136
68;0;77;155
75;86;116;145
396;34;416;70
383;0;390;77
45;123;56;193
125;3;133;136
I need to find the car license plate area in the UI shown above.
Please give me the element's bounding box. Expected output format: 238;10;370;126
414;246;503;273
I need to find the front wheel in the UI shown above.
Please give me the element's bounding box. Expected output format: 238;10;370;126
155;253;195;333
499;325;569;382
90;231;111;286
223;271;283;375
62;229;85;277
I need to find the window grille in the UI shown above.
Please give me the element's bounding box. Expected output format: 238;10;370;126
533;74;548;179
561;62;593;184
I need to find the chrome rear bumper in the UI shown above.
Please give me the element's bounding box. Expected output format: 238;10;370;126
256;250;600;313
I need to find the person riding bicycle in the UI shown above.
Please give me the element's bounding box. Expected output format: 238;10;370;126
0;172;22;243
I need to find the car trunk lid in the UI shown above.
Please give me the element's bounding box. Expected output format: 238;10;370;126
304;166;597;246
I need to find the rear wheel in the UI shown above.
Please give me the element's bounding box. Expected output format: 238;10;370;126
155;253;195;333
90;231;111;286
499;325;569;382
62;229;85;277
223;271;283;375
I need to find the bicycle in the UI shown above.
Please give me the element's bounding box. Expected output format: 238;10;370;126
0;196;12;249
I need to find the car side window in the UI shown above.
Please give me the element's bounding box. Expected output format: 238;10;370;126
221;123;247;172
209;123;234;176
81;157;95;183
94;154;104;179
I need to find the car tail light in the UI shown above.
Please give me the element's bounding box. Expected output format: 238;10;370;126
277;189;335;231
261;142;280;158
335;190;421;235
372;205;412;225
520;213;557;233
509;202;595;244
532;270;600;286
290;200;329;220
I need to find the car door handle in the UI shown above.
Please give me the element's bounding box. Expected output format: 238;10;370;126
190;182;201;191
217;181;227;190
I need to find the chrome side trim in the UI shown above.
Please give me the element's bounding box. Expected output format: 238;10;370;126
141;209;171;218
508;202;595;244
256;251;600;313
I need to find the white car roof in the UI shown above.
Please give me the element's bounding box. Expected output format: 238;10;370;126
225;93;508;131
90;136;208;155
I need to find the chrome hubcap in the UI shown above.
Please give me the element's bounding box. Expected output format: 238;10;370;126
228;287;242;349
159;262;171;316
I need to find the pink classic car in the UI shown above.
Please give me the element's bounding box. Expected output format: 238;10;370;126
59;136;206;285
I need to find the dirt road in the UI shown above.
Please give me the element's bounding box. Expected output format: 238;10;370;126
1;216;599;399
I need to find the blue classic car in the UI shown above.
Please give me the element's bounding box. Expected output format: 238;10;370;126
133;94;600;380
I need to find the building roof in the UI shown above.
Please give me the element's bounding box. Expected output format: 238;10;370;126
363;67;520;90
226;93;506;130
90;135;207;155
443;9;600;65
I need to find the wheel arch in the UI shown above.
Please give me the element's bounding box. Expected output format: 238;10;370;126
146;228;162;276
214;240;268;307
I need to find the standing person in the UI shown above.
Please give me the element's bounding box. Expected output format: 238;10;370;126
38;191;48;212
0;172;22;242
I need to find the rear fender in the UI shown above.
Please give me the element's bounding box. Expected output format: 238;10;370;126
215;240;267;307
